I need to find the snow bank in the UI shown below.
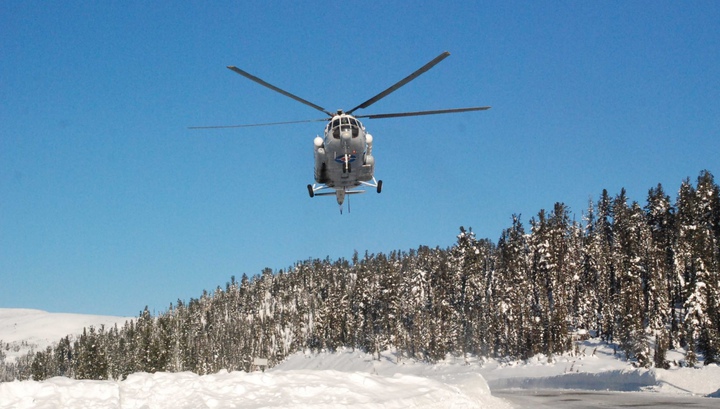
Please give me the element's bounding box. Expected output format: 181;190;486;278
654;364;720;396
275;348;509;408
0;376;120;409
479;339;720;398
488;369;656;391
0;355;512;409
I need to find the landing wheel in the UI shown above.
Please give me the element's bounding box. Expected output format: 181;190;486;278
307;184;314;198
377;180;383;193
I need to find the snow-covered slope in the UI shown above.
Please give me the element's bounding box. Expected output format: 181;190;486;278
2;309;720;408
0;308;133;362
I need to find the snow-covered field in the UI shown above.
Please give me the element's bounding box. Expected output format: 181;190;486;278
1;308;719;408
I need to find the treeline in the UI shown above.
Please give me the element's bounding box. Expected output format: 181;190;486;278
2;171;718;381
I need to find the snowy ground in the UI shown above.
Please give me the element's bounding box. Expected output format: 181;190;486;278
1;309;719;408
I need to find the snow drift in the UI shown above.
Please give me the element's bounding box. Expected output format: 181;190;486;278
1;349;511;409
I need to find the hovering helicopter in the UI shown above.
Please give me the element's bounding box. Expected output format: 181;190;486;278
190;51;490;213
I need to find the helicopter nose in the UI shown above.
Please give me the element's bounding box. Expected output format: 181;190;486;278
340;130;352;144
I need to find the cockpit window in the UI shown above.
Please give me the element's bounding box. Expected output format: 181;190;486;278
341;117;351;131
329;116;362;138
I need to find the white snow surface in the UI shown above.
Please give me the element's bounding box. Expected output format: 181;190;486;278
2;308;720;408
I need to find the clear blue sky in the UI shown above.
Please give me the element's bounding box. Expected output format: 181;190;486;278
2;1;719;316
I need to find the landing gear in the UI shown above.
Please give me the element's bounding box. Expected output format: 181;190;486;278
307;184;314;198
377;180;383;193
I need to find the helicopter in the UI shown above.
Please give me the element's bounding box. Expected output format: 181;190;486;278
190;51;490;213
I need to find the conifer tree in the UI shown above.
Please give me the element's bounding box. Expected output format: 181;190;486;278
680;171;720;363
613;193;651;366
590;190;617;342
495;216;533;358
645;184;675;354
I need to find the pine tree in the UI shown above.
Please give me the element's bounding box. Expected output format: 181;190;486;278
687;171;720;363
676;176;708;363
495;216;533;358
613;193;651;366
591;190;617;342
528;204;576;358
401;246;435;360
645;184;675;359
576;201;601;337
75;326;109;380
29;348;54;381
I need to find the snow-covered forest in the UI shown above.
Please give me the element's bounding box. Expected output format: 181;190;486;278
2;170;718;383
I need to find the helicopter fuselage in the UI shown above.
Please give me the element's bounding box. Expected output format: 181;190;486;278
309;113;380;209
314;114;373;187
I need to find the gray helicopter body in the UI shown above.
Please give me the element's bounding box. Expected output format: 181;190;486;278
310;113;379;207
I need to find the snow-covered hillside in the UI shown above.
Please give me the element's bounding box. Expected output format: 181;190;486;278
0;309;133;363
1;309;719;408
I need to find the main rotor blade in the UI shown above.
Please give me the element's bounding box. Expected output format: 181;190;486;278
346;51;451;115
227;66;333;116
188;118;328;130
356;106;491;120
